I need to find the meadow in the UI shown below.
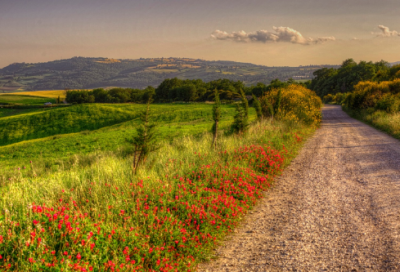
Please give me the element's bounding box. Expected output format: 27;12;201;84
0;85;322;271
0;103;255;171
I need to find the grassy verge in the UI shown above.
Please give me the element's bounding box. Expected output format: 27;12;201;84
343;107;400;139
0;119;315;271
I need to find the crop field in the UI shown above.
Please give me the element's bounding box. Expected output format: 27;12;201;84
0;94;56;105
13;90;67;99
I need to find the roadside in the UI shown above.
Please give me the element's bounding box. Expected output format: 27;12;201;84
199;105;400;271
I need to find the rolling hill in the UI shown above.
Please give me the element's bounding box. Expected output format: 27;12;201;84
0;57;337;92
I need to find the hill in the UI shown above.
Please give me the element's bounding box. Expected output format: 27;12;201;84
0;57;337;92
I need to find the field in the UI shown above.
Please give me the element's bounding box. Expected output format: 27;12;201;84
0;85;321;271
0;103;256;171
0;116;315;271
12;90;66;99
0;94;56;105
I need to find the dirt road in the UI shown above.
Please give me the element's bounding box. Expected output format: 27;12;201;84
199;105;400;271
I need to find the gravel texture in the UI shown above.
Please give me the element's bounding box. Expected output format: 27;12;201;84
198;105;400;271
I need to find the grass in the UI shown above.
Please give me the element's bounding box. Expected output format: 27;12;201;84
0;95;56;105
344;108;400;139
0;108;57;118
0;103;255;170
0;87;321;270
0;118;315;271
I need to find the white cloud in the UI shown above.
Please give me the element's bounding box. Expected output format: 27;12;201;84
374;25;400;37
211;27;335;45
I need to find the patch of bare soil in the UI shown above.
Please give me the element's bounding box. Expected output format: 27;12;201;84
199;105;400;271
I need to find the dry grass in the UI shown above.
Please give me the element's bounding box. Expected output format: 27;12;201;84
10;90;67;99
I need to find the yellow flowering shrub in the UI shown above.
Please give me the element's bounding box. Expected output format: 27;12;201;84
260;85;322;126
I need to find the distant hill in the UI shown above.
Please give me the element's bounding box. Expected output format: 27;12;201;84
0;57;338;92
391;61;400;66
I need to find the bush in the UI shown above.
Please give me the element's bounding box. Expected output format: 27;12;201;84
375;94;400;113
344;80;400;111
260;85;322;125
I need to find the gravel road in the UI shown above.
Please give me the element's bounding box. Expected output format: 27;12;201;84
199;105;400;271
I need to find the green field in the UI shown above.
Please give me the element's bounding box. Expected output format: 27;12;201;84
0;84;322;271
0;94;56;104
0;103;256;172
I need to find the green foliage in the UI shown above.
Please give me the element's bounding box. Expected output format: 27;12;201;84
375;93;400;113
211;90;221;148
309;59;397;97
231;90;249;135
252;94;262;120
66;87;155;104
126;98;160;174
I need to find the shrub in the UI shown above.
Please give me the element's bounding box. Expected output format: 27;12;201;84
260;85;322;125
375;94;400;113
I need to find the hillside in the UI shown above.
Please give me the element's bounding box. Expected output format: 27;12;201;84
0;57;337;92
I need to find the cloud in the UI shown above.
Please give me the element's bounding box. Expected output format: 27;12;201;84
211;27;335;45
374;25;400;37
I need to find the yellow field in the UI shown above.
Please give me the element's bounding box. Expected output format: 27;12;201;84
12;90;66;99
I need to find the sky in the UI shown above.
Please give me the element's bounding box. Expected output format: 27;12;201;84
0;0;399;68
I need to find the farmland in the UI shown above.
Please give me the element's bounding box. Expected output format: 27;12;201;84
0;94;56;105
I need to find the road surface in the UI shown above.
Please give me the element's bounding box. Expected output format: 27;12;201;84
199;105;400;271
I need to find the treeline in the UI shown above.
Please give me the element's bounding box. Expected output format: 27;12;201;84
66;78;304;104
310;59;400;97
66;87;155;104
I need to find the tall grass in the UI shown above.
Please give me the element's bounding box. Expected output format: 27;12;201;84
0;119;314;271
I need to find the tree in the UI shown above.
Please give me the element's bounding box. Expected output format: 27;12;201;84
252;94;262;121
274;89;282;118
126;97;160;175
211;89;221;149
231;89;249;135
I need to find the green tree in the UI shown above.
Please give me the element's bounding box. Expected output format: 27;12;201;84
231;89;249;135
211;89;221;149
126;97;160;175
252;94;262;121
